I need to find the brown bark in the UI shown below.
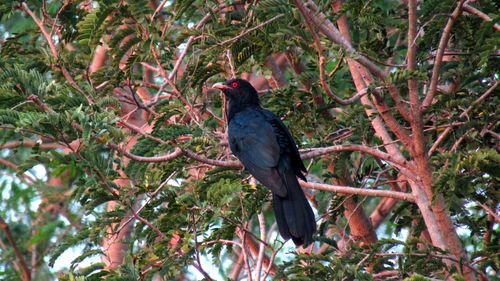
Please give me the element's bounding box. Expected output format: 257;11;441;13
407;2;474;278
343;198;377;245
329;2;474;277
328;162;377;246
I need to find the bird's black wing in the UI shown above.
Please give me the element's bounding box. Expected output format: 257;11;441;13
261;109;307;180
228;107;287;197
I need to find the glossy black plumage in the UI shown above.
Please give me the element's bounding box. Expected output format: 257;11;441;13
213;79;316;246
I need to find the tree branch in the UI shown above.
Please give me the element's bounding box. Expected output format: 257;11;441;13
0;216;30;281
423;0;466;110
475;201;500;224
370;92;415;153
295;2;366;105
293;0;386;79
111;145;184;163
255;212;266;281
19;3;91;104
299;180;415;202
0;157;37;183
428;80;499;155
113;139;416;180
407;181;448;251
463;4;500;31
169;14;209;81
0;140;60;150
333;1;408;165
300;144;413;174
218;14;285;46
375;252;488;280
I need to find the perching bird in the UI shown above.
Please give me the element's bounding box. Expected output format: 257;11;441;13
213;78;316;246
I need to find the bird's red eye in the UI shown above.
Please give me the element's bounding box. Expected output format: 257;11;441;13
231;82;239;88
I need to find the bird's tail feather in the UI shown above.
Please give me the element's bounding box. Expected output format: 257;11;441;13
273;160;316;246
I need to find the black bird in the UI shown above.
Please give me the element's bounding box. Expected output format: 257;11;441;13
213;78;316;246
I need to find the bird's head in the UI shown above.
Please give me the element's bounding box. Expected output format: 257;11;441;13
212;78;260;106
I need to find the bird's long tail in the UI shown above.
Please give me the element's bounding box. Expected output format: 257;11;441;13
273;158;316;246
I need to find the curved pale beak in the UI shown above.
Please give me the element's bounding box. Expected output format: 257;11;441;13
212;82;230;91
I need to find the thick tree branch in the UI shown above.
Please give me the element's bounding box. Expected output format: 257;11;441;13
423;0;466;110
332;1;411;164
407;181;448;250
0;140;60;150
300;144;414;176
343;195;378;244
300;180;415;202
297;0;417;124
331;3;467;274
407;2;474;278
463;4;500;31
370;92;415;153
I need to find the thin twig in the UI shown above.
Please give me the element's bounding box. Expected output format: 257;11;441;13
0;216;30;281
240;226;253;281
20;3;92;104
262;239;284;280
168;3;224;80
191;262;214;281
132;211;165;239
475;201;500;224
112;145;184;163
375;252;489;280
218;14;285;46
115;172;177;233
428;80;499;155
0;157;37;183
226;49;236;78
